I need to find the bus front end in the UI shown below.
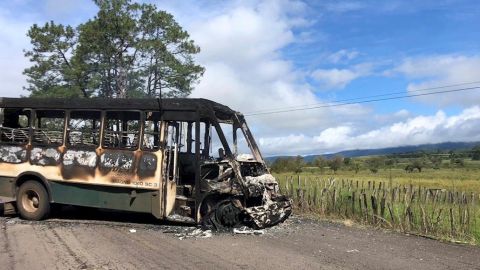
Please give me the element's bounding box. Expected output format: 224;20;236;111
199;112;292;230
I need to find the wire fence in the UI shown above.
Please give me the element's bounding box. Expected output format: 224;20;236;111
279;176;480;244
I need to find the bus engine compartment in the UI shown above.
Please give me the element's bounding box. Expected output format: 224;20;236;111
198;158;292;229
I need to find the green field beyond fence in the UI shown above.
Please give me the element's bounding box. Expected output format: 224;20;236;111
278;176;480;244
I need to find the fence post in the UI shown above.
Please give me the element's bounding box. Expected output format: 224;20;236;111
371;194;378;224
449;208;455;237
351;191;356;217
284;176;289;195
332;188;337;213
387;202;395;228
289;177;294;198
380;189;386;219
363;192;368;222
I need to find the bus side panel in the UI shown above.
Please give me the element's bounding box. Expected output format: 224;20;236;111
49;181;156;213
0;145;27;199
0;176;15;198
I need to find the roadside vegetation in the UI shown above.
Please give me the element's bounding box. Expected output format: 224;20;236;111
269;145;480;244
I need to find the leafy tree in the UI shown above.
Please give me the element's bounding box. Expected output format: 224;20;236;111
352;161;360;174
270;157;288;173
24;0;204;98
366;157;384;174
430;155;442;169
329;155;343;174
404;164;413;173
450;158;465;168
405;159;424;173
472;145;480;161
269;156;304;173
343;157;351;166
384;158;395;168
292;155;305;174
313;156;328;173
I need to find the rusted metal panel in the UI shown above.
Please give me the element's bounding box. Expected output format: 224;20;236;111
30;147;61;166
138;153;157;177
0;177;15;198
0;148;164;191
0;145;27;164
0;98;237;120
61;149;97;179
99;151;135;173
63;150;97;168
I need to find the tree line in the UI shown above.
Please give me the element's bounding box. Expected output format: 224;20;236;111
269;145;480;174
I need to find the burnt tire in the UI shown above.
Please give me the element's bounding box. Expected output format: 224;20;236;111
16;181;50;221
200;199;242;230
215;201;241;228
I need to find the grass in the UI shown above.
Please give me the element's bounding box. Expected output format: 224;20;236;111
273;168;480;245
274;167;480;193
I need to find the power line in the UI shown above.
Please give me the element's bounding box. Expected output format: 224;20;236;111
245;86;480;116
245;81;480;115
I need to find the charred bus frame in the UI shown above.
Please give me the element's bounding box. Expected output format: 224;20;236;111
0;98;291;228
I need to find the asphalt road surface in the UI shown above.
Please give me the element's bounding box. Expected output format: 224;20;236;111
1;207;479;270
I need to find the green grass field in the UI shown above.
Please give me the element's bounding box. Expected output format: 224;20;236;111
274;167;480;193
272;167;480;244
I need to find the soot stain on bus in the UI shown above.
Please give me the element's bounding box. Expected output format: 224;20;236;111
0;98;292;230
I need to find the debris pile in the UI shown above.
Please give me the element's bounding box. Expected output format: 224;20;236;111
233;226;264;235
173;228;213;240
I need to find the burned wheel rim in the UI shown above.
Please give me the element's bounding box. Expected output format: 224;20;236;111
215;201;241;228
21;189;41;213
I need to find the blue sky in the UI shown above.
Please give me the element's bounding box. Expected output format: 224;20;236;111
288;0;480;113
1;0;480;155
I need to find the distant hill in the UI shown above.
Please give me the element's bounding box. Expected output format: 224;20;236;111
265;141;480;163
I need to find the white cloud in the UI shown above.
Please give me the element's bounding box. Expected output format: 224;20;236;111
178;0;376;143
311;63;372;89
394;109;410;118
258;106;480;156
188;2;314;113
327;49;359;64
395;55;480;106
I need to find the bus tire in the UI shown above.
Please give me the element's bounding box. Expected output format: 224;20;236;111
16;180;50;221
201;199;241;230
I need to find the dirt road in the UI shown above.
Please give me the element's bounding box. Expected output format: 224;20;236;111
1;208;479;270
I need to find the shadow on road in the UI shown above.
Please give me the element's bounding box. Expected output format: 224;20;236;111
3;203;193;228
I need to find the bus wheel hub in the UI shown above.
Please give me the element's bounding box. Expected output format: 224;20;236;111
216;202;241;228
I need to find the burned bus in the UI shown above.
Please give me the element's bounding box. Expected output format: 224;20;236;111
0;97;291;229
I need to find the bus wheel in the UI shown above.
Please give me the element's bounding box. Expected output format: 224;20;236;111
16;181;50;221
215;200;241;228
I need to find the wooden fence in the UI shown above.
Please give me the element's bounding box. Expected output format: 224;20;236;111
280;176;480;243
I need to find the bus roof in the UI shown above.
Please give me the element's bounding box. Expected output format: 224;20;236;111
0;97;239;118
